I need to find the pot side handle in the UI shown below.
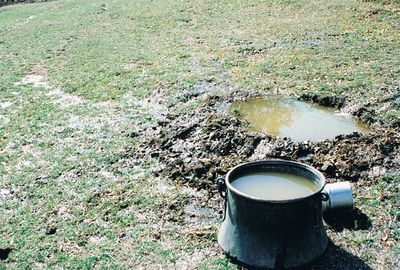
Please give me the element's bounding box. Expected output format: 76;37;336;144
216;177;228;221
321;181;353;213
216;177;227;199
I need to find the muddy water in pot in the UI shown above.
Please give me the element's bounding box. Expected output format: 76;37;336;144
231;98;370;142
231;172;318;200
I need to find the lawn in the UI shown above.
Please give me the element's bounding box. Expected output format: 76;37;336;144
0;0;399;269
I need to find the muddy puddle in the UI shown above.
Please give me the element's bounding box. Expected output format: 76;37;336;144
230;98;370;142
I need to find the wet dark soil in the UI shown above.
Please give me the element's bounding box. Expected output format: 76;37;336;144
135;96;263;191
134;95;399;193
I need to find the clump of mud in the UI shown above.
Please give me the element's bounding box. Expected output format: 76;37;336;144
135;96;399;191
262;130;399;183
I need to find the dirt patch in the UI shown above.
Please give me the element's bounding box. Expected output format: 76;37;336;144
0;115;10;126
301;89;400;128
0;101;13;109
134;96;263;191
134;96;399;193
0;188;11;203
46;88;83;109
15;74;50;89
16;72;84;109
301;93;346;108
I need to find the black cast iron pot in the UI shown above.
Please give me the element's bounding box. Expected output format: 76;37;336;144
217;160;328;269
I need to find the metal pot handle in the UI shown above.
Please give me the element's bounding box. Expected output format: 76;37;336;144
321;182;353;213
321;191;329;202
216;176;227;221
216;177;227;199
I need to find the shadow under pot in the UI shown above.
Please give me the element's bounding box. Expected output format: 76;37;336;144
217;160;329;269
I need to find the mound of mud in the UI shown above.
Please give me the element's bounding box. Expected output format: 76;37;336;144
135;98;399;191
135;100;263;190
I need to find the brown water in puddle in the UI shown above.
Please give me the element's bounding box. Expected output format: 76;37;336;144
231;172;317;200
231;98;370;142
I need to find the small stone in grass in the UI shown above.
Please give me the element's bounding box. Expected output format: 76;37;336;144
45;227;57;235
0;248;12;260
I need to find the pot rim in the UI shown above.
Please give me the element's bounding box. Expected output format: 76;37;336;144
225;159;326;203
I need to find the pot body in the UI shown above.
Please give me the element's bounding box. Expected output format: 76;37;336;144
218;160;328;269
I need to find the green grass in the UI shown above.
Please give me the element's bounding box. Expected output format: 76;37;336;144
1;0;399;103
0;0;399;269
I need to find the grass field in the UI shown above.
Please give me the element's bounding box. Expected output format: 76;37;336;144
0;0;399;269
